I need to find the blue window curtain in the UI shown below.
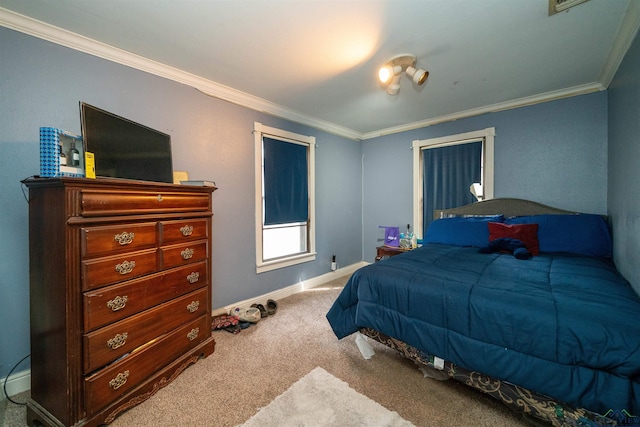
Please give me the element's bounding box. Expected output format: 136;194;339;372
263;137;308;226
423;141;482;230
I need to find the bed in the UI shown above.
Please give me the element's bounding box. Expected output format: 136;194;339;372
326;198;640;427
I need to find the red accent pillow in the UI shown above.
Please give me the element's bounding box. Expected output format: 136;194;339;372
488;222;540;255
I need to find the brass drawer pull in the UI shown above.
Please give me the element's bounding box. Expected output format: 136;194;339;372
114;231;135;246
180;248;194;260
109;370;129;390
180;225;193;236
115;260;136;275
107;332;128;350
106;295;128;311
187;328;199;341
187;301;200;313
186;272;199;284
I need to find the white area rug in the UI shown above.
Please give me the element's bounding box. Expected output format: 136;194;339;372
239;367;415;427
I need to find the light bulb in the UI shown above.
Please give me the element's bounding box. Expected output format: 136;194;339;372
378;65;392;83
378;64;401;84
406;66;428;85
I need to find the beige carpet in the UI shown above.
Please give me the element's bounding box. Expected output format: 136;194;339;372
2;275;536;427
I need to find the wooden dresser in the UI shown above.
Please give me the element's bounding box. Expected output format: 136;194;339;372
23;177;217;427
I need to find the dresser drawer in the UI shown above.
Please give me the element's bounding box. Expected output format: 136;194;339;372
160;218;208;244
81;222;158;258
82;248;159;291
84;288;208;373
84;315;208;414
81;189;210;217
161;240;208;269
83;261;208;332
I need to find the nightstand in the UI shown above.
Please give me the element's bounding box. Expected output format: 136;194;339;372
375;245;412;262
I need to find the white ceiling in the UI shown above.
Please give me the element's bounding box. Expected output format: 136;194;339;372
1;0;639;140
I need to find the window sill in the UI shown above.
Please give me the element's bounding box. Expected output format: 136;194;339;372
256;252;317;274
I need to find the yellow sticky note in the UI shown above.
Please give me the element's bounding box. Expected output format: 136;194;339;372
173;171;189;184
84;152;96;179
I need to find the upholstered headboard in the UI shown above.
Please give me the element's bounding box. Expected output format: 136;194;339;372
429;198;612;258
434;198;576;219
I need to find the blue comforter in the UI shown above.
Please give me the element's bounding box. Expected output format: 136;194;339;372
326;244;640;414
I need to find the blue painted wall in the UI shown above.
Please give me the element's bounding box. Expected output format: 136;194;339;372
0;27;363;378
608;30;640;295
361;92;609;262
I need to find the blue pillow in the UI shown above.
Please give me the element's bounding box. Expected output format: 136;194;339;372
505;214;612;258
424;215;505;247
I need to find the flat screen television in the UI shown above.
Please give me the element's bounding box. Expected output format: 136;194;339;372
80;102;174;183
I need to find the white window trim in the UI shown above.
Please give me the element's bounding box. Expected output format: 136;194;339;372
254;122;316;273
412;127;495;239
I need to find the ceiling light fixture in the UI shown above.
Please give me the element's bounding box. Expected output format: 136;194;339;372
378;54;428;95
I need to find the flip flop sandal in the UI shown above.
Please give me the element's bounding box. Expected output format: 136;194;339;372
251;303;268;318
267;299;278;315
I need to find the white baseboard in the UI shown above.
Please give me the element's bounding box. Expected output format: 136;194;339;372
0;368;30;401
212;261;365;316
0;262;365;398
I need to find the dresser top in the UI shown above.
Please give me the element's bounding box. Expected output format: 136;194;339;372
22;176;217;193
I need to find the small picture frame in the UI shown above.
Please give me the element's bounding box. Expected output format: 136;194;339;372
40;127;85;178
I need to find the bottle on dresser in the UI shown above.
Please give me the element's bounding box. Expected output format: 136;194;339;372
60;143;67;167
69;142;80;166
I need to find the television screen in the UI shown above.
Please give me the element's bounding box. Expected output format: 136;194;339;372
80;102;174;183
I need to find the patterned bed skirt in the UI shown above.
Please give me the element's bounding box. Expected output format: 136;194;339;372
359;328;617;427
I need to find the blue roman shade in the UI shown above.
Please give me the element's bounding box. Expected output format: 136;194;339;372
263;137;308;226
423;141;482;230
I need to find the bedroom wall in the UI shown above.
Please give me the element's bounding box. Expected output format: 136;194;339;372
1;20;630;388
607;30;640;295
361;92;609;262
0;28;363;381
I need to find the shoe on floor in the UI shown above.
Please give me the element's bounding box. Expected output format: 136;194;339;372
212;314;239;330
267;299;278;315
232;307;261;323
224;323;241;334
251;303;268;318
239;321;252;329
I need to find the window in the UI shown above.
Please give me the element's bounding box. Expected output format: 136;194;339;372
412;128;495;238
254;122;316;273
